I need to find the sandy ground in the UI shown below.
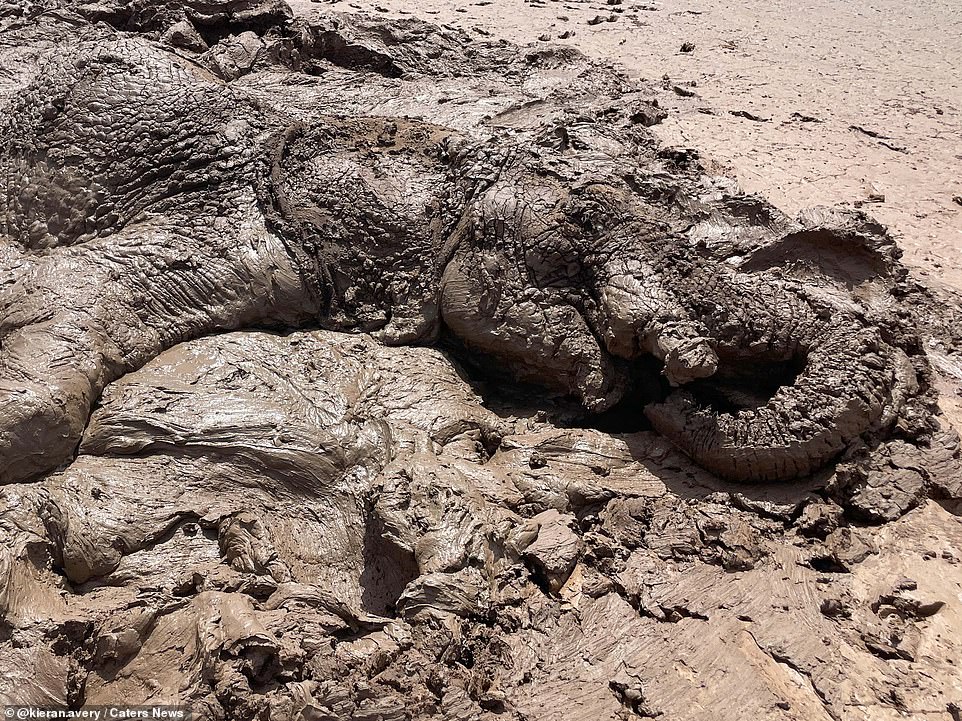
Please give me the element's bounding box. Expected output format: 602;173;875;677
321;0;962;293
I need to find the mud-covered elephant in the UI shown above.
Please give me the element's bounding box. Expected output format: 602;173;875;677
0;1;918;484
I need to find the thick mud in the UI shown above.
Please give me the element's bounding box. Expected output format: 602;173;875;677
1;2;961;719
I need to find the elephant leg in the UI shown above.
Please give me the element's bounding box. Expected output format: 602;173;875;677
0;219;314;484
591;255;719;386
440;245;626;411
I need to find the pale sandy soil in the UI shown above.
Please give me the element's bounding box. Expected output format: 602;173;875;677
323;0;962;293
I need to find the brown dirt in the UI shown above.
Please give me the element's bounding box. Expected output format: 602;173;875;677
2;4;961;718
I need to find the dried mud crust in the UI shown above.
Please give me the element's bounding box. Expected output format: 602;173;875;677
1;329;961;719
0;1;961;719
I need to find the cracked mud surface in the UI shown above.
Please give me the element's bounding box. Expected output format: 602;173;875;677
1;1;961;719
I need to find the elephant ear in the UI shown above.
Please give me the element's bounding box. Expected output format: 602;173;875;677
740;206;905;287
265;118;453;344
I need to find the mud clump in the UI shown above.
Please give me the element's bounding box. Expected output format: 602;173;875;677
1;1;962;718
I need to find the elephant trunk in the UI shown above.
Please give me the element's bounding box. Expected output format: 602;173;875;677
644;318;915;482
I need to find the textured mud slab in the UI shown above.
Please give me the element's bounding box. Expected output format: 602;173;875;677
1;1;962;719
3;329;961;719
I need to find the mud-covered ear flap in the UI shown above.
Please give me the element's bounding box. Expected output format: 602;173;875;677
439;241;628;412
740;207;905;286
